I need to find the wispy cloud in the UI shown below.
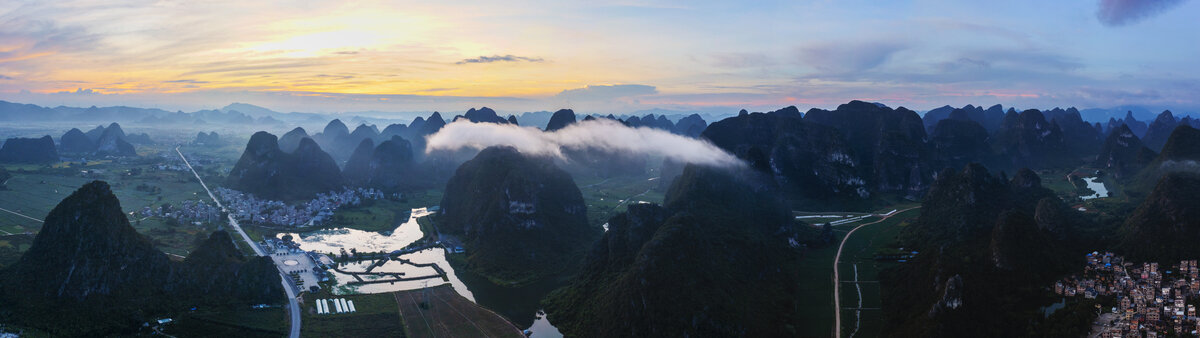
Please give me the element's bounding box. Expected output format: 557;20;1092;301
53;88;99;95
709;52;777;69
163;79;209;84
0;15;101;65
455;55;545;65
1097;0;1189;26
1078;87;1162;101
0;75;13;80
555;84;657;101
963;49;1083;72
797;41;906;73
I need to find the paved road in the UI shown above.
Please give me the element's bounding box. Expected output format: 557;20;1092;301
832;206;919;338
176;147;302;338
0;206;44;223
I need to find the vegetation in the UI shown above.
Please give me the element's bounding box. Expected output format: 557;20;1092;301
164;306;287;338
881;165;1095;336
0;161;216;255
299;285;522;338
300;290;406;337
0;234;32;269
440;146;600;286
394;285;523;338
544;165;808;337
330;199;406;232
836;208;921;337
0;181;283;336
226;132;344;201
1118;172;1200;262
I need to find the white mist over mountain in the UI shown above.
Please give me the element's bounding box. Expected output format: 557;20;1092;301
425;119;745;168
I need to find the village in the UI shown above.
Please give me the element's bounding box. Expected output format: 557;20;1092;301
216;187;385;227
1055;252;1200;337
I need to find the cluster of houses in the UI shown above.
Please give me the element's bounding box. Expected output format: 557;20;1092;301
136;199;222;225
217;187;384;227
1055;251;1200;337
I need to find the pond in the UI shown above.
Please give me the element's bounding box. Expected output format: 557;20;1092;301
1080;177;1109;200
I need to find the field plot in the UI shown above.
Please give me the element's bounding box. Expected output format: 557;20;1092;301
299;285;522;338
301;291;406;337
164;306;288;338
576;173;665;228
793;233;840;337
836;208;920;338
0;162;220;255
394;285;523;338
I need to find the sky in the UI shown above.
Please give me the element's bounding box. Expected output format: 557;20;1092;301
0;0;1198;115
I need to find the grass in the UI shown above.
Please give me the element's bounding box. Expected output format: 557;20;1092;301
330;200;404;233
793;229;844;337
163;306;287;338
300;290;407;338
393;285;524;338
0;234;34;269
1039;169;1077;197
0;152;233;257
299;284;523;338
788;205;920;338
834;208;920;338
577;173;665;227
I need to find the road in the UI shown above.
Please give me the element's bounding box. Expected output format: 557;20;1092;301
176;147;302;338
832;206;919;338
0;206;44;223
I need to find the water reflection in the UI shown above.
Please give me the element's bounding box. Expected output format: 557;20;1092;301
528;310;564;338
1081;177;1109;200
283;208;430;254
452;258;568;330
282;208;473;300
326;248;475;301
286;206;562;336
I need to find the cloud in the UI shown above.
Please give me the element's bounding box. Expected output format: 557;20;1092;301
797;41;906;73
709;52;776;68
0;75;13;80
1077;87;1162;101
163;79;209;84
554;84;658;101
455;55;545;65
52;88;99;95
425;119;745;168
0;16;100;65
936;57;992;72
1097;0;1189;26
963;49;1082;72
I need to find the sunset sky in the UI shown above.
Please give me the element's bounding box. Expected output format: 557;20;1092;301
1;0;1197;115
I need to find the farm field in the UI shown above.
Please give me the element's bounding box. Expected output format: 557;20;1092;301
836;208;921;338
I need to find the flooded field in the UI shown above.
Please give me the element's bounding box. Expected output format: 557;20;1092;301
283;206;562;337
